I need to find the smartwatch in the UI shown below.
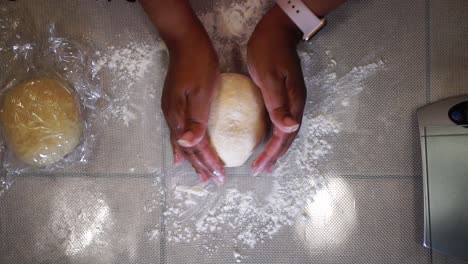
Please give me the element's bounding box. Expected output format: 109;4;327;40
276;0;326;41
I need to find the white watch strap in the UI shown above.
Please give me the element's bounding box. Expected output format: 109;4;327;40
276;0;326;41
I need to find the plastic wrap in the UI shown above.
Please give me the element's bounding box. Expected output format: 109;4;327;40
1;78;82;167
0;23;108;175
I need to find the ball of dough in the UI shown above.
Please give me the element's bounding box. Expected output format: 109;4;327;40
208;73;266;167
0;78;82;166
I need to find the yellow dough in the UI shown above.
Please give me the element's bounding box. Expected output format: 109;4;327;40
208;73;267;167
0;78;82;166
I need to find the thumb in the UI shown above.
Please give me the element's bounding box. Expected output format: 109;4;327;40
177;85;214;148
269;107;300;133
177;121;206;148
252;73;299;134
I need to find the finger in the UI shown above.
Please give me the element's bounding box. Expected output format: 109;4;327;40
161;79;186;130
276;132;298;160
170;133;185;166
178;84;217;147
285;63;307;119
162;88;187;165
252;129;289;175
193;138;226;185
166;114;185;137
253;73;299;134
265;164;275;174
260;61;306;173
264;133;297;173
178;124;205;148
184;149;212;182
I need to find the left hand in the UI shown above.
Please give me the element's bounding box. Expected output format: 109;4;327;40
161;31;226;185
247;5;307;175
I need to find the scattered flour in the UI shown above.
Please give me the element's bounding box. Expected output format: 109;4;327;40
95;41;166;127
37;188;112;257
136;1;386;261
234;250;243;262
312;61;385;114
148;229;160;241
198;0;271;72
152;57;384;260
95;42;156;85
87;1;385;261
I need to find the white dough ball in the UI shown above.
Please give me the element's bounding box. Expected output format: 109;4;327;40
208;73;267;167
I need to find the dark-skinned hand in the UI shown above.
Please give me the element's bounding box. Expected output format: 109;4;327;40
162;30;225;185
247;5;307;175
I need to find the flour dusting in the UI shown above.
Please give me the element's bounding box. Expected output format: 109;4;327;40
150;56;384;260
95;43;155;84
95;41;166;126
198;0;271;72
135;1;386;261
37;188;112;257
313;61;385;113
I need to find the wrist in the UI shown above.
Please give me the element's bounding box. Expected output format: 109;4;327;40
166;30;218;68
140;0;212;52
302;0;345;17
163;25;211;54
258;5;302;42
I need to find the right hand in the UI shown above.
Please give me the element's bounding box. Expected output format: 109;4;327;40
161;30;226;185
247;5;306;175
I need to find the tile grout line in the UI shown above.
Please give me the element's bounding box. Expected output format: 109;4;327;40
159;112;168;264
425;0;434;263
329;174;422;180
425;0;432;105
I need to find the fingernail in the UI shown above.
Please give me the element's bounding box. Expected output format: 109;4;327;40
211;176;224;186
252;159;261;176
253;166;263;177
283;117;299;132
211;170;225;186
213;170;223;178
177;131;194;147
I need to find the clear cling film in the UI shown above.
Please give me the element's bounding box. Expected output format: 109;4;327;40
0;18;110;182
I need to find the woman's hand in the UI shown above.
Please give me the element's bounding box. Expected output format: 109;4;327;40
162;32;225;184
140;0;225;184
247;5;307;175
